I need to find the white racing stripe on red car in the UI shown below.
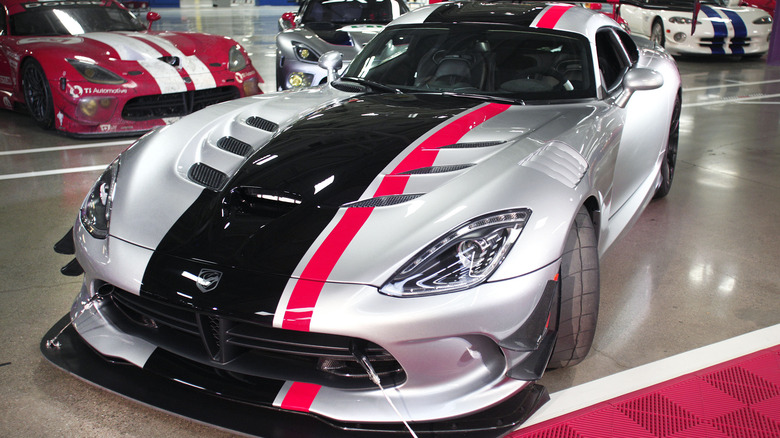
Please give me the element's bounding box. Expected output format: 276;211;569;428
131;33;217;90
273;103;511;332
82;32;186;94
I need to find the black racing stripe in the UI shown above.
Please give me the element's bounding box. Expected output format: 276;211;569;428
423;1;546;26
141;94;481;318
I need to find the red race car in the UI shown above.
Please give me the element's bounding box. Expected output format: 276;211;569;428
0;0;263;136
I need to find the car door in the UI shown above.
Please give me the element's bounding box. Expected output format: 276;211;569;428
597;27;667;216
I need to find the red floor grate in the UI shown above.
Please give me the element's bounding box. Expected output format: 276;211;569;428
508;345;780;438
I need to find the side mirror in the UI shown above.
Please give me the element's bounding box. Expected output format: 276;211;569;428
318;51;344;83
146;11;161;31
614;68;663;108
280;12;297;30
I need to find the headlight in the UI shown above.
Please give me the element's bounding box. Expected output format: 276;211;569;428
80;158;120;239
293;43;320;63
380;209;531;297
228;45;248;72
67;59;126;85
753;16;772;25
668;16;699;25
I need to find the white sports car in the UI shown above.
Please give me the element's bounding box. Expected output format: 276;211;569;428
620;0;773;56
44;1;681;435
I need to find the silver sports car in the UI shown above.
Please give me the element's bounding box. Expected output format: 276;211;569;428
276;0;409;90
46;1;681;435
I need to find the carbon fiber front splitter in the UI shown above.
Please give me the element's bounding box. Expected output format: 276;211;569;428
41;314;549;437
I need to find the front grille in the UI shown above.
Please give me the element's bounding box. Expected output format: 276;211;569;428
122;86;240;121
109;287;405;388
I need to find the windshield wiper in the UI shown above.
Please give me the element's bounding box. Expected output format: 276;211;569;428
441;92;524;105
338;77;402;94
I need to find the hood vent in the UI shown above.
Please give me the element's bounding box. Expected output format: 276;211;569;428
343;194;423;208
437;141;505;149
397;164;474;175
246;116;279;132
188;163;228;190
217;136;253;157
159;56;180;67
332;81;367;93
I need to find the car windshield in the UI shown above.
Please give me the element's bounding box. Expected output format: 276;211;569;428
341;24;596;102
301;0;404;25
10;4;144;36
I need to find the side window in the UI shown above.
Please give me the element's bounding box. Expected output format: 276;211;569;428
595;29;630;94
0;7;6;36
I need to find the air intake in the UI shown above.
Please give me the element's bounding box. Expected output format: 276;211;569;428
397;164;474;175
188;163;228;190
246;116;278;132
343;194;422;208
216;136;253;157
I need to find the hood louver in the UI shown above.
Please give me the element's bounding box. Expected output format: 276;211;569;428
188;163;228;190
437;141;505;149
397;164;474;175
343;194;423;208
217;136;253;157
520;142;588;188
246;116;279;132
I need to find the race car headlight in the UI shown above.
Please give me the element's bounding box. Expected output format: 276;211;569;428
80;158;120;239
228;45;248;72
753;16;772;25
380;209;530;297
293;43;320;63
67;59;126;85
668;16;699;25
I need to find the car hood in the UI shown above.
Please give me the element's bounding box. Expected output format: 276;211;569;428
15;30;229;67
110;89;596;301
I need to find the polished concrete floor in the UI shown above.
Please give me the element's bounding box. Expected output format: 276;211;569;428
0;3;778;437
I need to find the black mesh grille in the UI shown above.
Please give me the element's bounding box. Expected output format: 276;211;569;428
122;86;240;121
216;136;253;157
107;287;405;388
245;116;278;132
343;194;423;208
397;164;474;175
188;163;227;190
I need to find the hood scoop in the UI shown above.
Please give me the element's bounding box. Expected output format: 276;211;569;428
246;116;279;132
233;187;303;217
159;56;181;67
188;163;228;191
217;136;253;157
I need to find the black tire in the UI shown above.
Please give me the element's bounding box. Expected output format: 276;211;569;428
547;206;600;369
22;59;55;130
651;20;665;47
654;91;681;199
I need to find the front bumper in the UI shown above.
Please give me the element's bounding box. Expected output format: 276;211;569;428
57;219;558;429
662;23;770;56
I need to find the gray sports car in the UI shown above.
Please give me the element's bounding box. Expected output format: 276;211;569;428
276;0;410;90
46;1;681;435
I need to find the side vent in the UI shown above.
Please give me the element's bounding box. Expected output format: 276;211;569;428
437;141;505;149
246;116;278;132
343;194;423;208
188;163;228;190
217;136;253;157
520;142;588;188
397;164;474;175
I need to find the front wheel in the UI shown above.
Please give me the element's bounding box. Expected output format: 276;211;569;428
651;20;666;48
654;92;681;199
547;206;600;369
22;59;55;130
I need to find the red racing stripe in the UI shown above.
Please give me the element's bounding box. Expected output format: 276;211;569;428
534;4;574;29
280;382;322;412
281;103;511;331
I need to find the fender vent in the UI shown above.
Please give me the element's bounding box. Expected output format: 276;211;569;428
246;116;278;132
436;141;505;149
217;136;253;157
188;163;227;190
343;194;422;208
397;164;474;175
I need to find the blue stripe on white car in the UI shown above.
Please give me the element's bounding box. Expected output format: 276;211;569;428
720;9;747;55
700;5;727;55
